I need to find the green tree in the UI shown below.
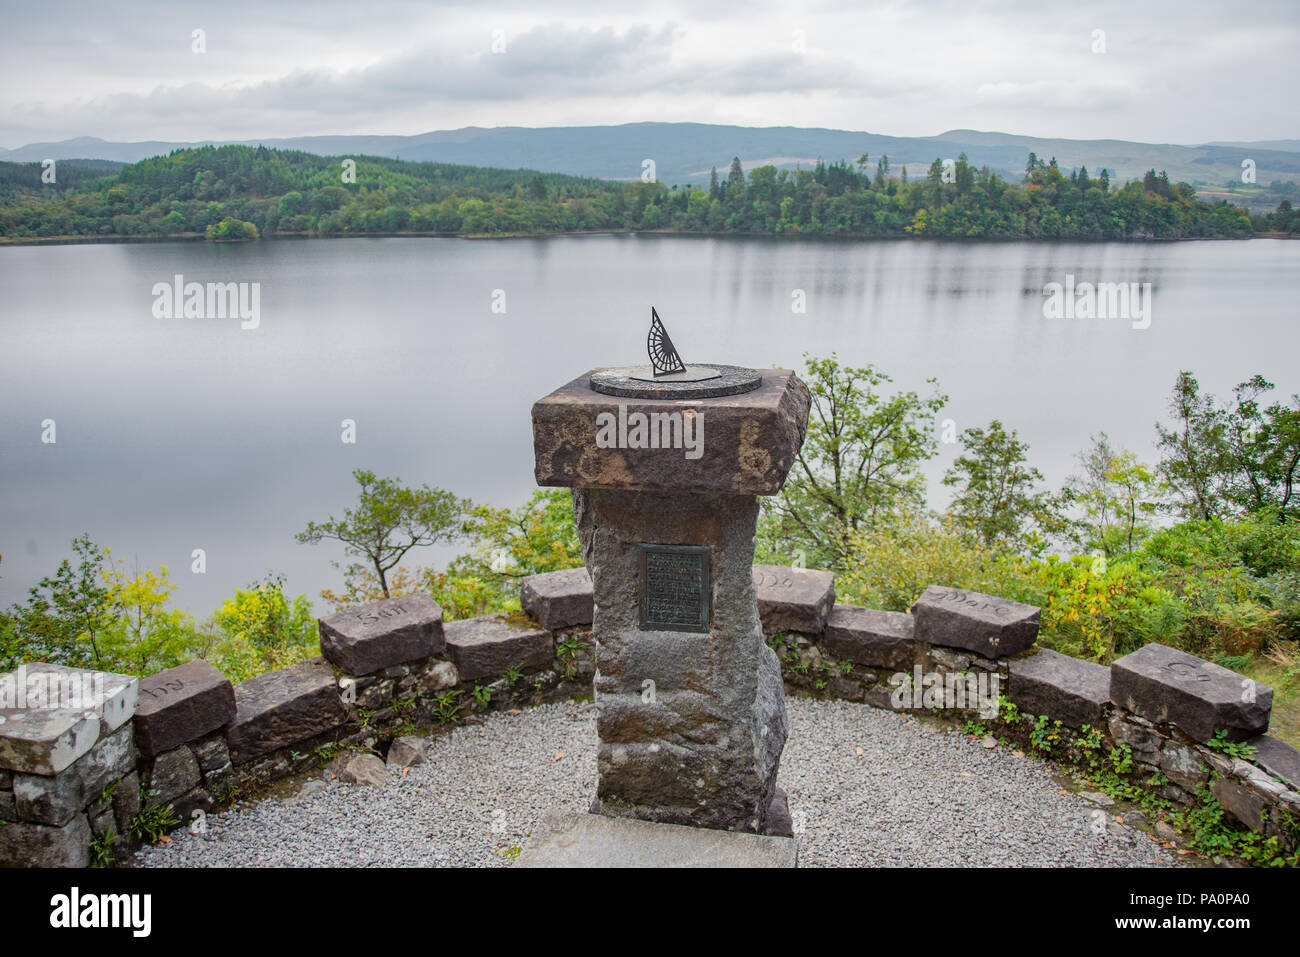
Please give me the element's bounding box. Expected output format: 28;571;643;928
1221;376;1300;520
1157;371;1231;520
98;563;202;675
205;574;318;682
431;488;584;614
8;534;114;668
204;216;258;240
943;420;1059;552
4;535;203;675
297;469;468;598
764;354;947;568
1063;433;1164;556
1154;371;1300;522
458;488;582;579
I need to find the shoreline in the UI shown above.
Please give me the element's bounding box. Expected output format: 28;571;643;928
0;228;1290;248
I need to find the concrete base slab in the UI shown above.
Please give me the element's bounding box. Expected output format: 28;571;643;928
516;811;798;868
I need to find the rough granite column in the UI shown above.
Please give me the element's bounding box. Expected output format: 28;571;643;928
532;366;810;833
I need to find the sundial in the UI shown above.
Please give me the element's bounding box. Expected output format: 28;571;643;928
530;318;811;839
588;306;763;399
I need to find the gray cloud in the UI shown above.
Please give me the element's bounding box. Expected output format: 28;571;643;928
0;1;1296;146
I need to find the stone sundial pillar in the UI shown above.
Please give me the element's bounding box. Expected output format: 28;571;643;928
531;364;810;833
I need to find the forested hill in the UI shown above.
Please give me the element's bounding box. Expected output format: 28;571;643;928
1;144;1295;242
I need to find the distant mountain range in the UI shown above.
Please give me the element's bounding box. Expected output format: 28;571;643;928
4;123;1299;193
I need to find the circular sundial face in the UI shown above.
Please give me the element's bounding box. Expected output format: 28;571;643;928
625;365;721;383
589;364;763;399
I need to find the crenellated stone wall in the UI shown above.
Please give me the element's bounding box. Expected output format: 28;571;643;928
2;565;1296;866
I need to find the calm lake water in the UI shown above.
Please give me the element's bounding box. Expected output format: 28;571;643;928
1;235;1297;615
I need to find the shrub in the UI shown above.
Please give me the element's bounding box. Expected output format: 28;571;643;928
835;512;1042;613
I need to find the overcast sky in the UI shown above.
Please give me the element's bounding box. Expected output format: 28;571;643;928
1;0;1296;148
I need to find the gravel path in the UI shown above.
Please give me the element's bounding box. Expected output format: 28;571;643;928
135;697;1178;868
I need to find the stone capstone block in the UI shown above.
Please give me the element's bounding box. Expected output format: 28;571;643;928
318;594;445;676
1243;734;1300;788
444;615;554;682
5;663;138;732
1110;643;1273;743
134;660;235;756
531;368;811;495
0;813;90;867
225;657;350;765
752;565;835;634
821;604;916;672
910;586;1040;658
147;745;201;807
521;567;595;630
0;706;99;776
1008;648;1111;728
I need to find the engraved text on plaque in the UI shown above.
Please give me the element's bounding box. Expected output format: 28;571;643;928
638;544;711;632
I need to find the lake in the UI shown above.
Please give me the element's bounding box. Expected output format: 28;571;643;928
1;234;1297;615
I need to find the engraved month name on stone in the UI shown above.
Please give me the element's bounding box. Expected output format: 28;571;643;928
140;679;186;700
638;544;711;632
934;589;1012;617
1166;661;1211;683
356;602;412;624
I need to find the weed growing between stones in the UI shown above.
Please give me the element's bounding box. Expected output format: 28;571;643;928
89;827;120;867
1030;715;1065;755
1170;786;1299;867
1206;729;1259;759
434;690;464;724
129;799;180;846
96;780;118;809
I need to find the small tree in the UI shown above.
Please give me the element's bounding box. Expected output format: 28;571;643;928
1063;433;1165;555
1221;375;1300;520
206;574;319;682
458;488;583;582
8;534;113;668
297;469;467;598
1156;371;1300;522
1156;371;1231;521
5;535;202;675
942;420;1058;552
765;354;947;569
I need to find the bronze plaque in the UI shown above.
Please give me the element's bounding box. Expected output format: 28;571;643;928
638;544;711;632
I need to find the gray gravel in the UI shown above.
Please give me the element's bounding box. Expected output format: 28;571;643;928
135;697;1179;868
